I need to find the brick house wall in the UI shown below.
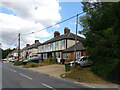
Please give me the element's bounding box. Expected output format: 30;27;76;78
62;50;86;62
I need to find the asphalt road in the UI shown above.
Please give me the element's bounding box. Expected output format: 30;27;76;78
2;62;93;90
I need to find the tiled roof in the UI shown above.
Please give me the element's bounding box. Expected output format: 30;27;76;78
63;42;85;52
7;53;13;57
21;47;29;52
11;49;18;53
28;42;41;49
42;33;84;45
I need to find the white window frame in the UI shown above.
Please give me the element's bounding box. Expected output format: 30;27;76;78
63;53;70;59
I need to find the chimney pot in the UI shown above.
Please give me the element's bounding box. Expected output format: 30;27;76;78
54;31;60;37
35;40;39;43
26;44;30;47
64;27;70;34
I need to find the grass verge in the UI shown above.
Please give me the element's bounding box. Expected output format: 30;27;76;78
64;66;109;84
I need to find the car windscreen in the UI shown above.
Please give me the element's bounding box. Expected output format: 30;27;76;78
82;57;87;61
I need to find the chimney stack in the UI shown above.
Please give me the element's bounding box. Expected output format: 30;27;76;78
35;40;39;43
64;27;70;34
54;31;60;37
26;44;30;47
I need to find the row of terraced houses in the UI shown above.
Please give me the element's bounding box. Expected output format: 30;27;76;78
8;27;86;63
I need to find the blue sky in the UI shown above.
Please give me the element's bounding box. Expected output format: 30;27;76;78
0;7;17;15
59;2;83;33
41;2;83;40
0;1;84;49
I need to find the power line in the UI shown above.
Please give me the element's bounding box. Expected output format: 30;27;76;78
21;12;84;36
21;36;28;45
8;35;18;48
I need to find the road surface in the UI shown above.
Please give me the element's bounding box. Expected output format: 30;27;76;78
2;62;93;89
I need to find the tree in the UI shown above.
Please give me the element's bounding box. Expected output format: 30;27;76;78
2;48;15;59
80;2;120;79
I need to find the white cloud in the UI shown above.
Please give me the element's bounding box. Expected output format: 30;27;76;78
2;0;61;25
0;0;61;49
78;33;86;38
0;13;50;43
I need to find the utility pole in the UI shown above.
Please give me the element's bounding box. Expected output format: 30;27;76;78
74;14;79;66
18;33;20;61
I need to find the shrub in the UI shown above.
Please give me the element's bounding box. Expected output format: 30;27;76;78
23;62;39;68
14;61;23;66
108;61;120;84
92;57;120;79
42;58;56;64
42;59;50;64
50;58;57;64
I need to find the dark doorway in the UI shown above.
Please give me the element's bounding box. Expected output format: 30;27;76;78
47;52;52;58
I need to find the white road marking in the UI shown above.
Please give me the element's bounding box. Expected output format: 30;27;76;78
19;73;32;80
42;83;56;90
10;69;16;72
74;82;95;88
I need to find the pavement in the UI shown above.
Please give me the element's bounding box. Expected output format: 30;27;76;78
2;62;91;89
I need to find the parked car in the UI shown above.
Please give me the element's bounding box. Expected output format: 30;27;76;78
69;56;92;67
2;58;7;61
9;59;15;62
23;57;41;65
19;58;28;62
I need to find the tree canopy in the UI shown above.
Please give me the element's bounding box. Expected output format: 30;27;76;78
80;2;120;80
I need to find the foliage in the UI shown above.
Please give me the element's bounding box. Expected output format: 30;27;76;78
23;62;39;68
42;59;50;64
50;58;57;64
42;58;57;64
14;61;23;66
2;48;16;59
92;57;119;78
80;2;120;79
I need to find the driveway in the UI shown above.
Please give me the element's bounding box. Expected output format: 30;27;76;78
27;64;65;78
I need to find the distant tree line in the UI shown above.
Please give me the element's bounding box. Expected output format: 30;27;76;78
1;48;15;59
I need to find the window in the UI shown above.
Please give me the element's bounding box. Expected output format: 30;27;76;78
42;46;44;52
61;40;65;50
63;53;70;59
43;53;47;59
45;44;49;52
76;52;80;59
55;41;59;50
56;41;58;47
50;43;53;51
44;45;46;52
56;52;61;58
61;40;65;46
